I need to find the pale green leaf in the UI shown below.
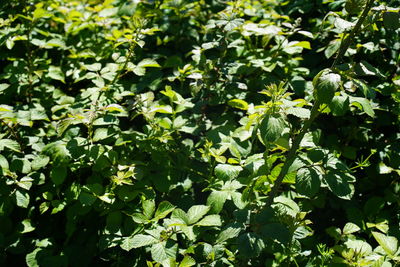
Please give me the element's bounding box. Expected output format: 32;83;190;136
343;223;361;235
121;234;158;251
372;232;398;256
195;214;221;226
154;201;175;221
214;164;242;181
187;205;210;224
228;99;249;110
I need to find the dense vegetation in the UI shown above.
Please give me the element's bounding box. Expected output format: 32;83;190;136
1;0;400;266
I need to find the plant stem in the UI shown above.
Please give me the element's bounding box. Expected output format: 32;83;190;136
266;101;320;206
266;0;375;206
331;0;375;68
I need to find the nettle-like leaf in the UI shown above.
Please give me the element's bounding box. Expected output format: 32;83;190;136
259;113;286;144
372;232;399;256
295;167;321;197
121;234;158;251
207;180;245;213
214;164;243;181
313;69;341;104
166;205;221;240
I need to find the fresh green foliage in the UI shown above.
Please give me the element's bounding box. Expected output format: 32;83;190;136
1;0;400;266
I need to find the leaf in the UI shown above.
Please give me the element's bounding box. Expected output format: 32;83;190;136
355;61;384;77
329;95;350;116
345;239;372;256
0;139;21;152
48;66;65;83
325;171;354;200
42;141;70;166
179;255;196;267
171;209;189;225
343;222;361;235
151;241;177;263
19;219;35;234
187;205;210;224
259;114;286;143
31;155;50;170
238;233;265;258
228;99;249;110
349;96;375;117
195;215;221;226
15;190;30;208
143;199;156;219
121;234;158;251
313;69;341;104
295;167;321;197
324;39;340;59
372;232;398;256
286;107;311;119
383;12;400;30
334;18;355;32
207;191;229;214
214;164;242;181
93;128;115;142
51;166;67;185
216;225;242;243
154;201;175;221
138;58;161;68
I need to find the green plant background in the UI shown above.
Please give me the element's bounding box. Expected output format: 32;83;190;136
0;0;400;266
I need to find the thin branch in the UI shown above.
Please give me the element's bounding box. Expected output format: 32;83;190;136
331;0;375;68
266;101;320;206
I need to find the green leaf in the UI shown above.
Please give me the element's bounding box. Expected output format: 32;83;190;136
26;248;41;267
138;58;161;68
343;222;361;235
154;201;175;221
238;233;265;258
383;12;400;30
171;209;189;225
286;107;310;119
15;190;30;208
151;241;177;263
207;191;229;214
93;128;115;142
228;99;249;110
0;139;21;152
121;234;158;251
42;141;70;166
259;113;286;144
295;167;321;197
355;61;384;77
19;219;35;234
179;255;196;267
350;96;375;117
51;166;67;185
372;232;398;256
313;69;341;104
143;199;156;219
216;225;242;243
48;66;65;83
330;95;350;116
195;215;221;226
31;155;50;170
325;171;354;200
214;164;242;181
345;239;372;256
187;205;210;224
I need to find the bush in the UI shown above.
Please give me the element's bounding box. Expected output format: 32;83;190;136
0;0;400;266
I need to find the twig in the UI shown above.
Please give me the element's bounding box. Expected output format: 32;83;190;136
331;0;375;68
266;101;320;206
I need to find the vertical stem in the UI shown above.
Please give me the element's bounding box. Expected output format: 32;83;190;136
266;101;320;206
331;0;375;68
